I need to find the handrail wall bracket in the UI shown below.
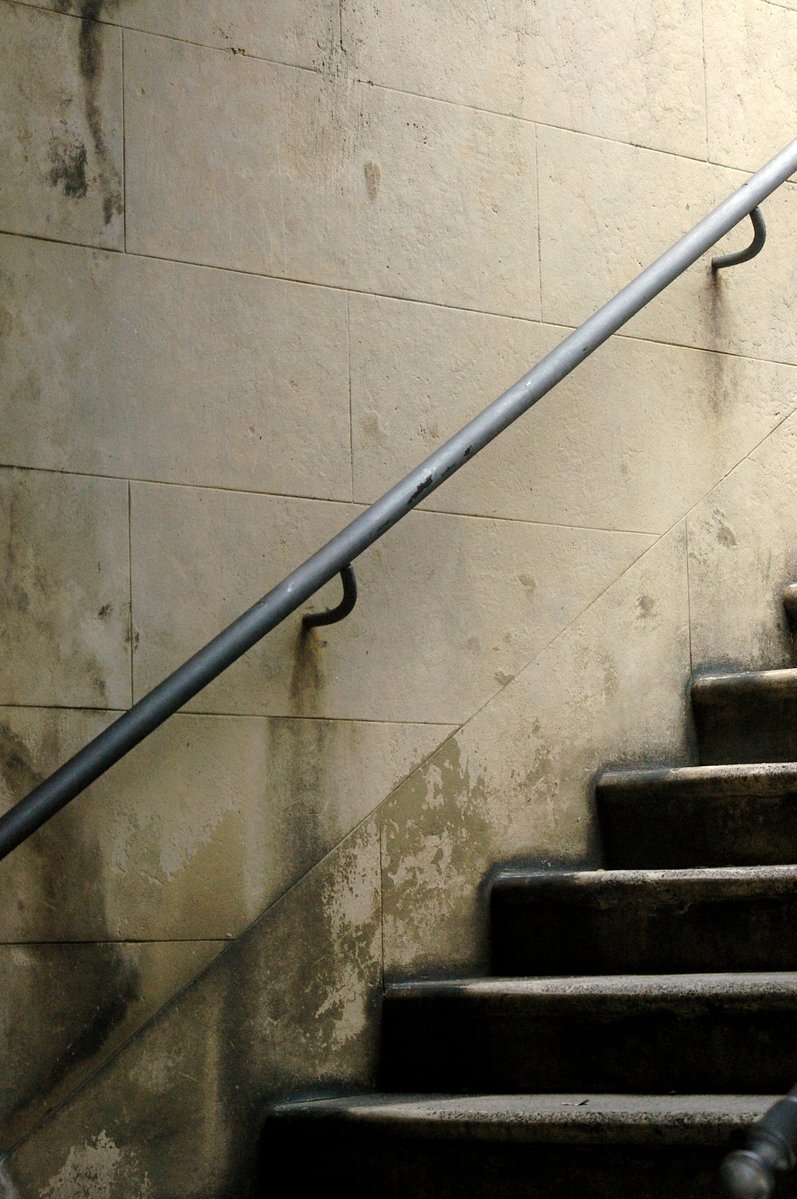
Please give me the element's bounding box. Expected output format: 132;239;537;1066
302;565;357;630
712;206;767;272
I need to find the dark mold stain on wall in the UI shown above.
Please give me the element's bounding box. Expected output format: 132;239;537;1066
47;131;88;199
77;0;123;225
47;0;123;223
0;718;141;1146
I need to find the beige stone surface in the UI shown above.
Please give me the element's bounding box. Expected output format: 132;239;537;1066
539;126;797;365
130;482;652;725
0;469;130;708
0;704;445;941
688;407;797;673
0;939;222;1152
381;526;691;978
23;0;341;70
124;33;539;317
344;0;706;158
0;1;123;248
705;0;797;173
0;235;351;499
350;293;797;531
2;819;382;1197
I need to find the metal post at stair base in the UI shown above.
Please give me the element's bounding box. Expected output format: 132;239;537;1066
721;1089;797;1199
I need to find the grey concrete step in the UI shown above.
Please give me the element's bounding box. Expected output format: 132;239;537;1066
596;763;797;867
268;1091;774;1143
260;1094;790;1198
490;865;797;974
380;974;797;1094
692;668;797;764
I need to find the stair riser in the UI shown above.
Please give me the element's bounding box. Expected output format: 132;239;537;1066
258;1133;782;1199
597;789;797;867
694;694;797;765
381;1001;797;1093
491;885;797;974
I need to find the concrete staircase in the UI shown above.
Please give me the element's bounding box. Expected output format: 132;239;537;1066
260;585;797;1197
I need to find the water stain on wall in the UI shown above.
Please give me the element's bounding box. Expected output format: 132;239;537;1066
0;717;141;1149
45;1;123;225
77;1;123;225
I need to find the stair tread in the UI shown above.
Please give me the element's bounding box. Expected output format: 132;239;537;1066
598;762;797;794
693;667;797;701
388;972;797;1002
271;1093;777;1143
494;864;797;892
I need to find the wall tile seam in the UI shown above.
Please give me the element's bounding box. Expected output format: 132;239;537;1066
126;481;133;707
6;233;797;386
0;463;665;537
56;245;797;341
120;26;127;254
6;208;797;332
699;0;710;162
534;129;544;320
346;293;355;502
0;702;457;731
121;22;718;167
1;0;323;78
126;29;796;180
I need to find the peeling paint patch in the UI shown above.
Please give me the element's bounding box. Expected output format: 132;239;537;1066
40;1131;152;1199
363;160;381;200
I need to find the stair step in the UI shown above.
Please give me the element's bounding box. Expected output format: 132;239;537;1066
268;1091;774;1142
261;1094;785;1198
692;668;797;764
491;865;797;974
381;974;797;1094
596;763;797;867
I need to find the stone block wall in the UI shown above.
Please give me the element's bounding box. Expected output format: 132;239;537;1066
0;1;796;1194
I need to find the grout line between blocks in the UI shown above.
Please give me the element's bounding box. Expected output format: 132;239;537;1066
121;26;127;252
699;0;710;163
127;481;134;705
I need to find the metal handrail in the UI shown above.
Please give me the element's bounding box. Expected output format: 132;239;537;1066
1;137;796;864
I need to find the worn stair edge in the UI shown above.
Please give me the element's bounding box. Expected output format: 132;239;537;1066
268;1093;776;1146
385;972;797;1008
493;863;797;897
692;667;797;704
597;762;797;797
